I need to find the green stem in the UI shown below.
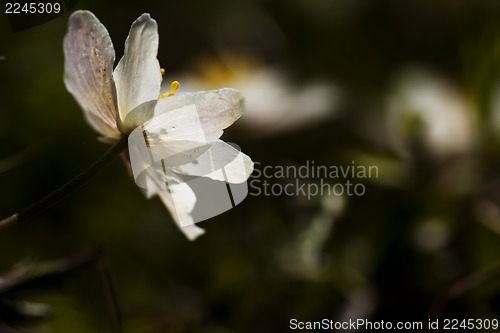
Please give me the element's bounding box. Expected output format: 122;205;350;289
0;136;128;232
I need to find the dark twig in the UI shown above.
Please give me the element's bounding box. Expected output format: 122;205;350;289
99;259;124;333
429;261;500;318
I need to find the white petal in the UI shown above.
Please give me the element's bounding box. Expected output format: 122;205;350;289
157;185;205;241
154;88;245;140
171;140;254;183
128;104;210;185
121;99;157;132
142;172;157;199
114;13;162;123
144;168;205;241
63;10;119;138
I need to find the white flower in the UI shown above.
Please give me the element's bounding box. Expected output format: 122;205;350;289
178;55;342;136
386;69;476;158
63;10;253;240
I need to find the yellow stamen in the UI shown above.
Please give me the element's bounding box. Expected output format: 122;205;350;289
159;80;181;99
170;80;180;95
160;68;165;76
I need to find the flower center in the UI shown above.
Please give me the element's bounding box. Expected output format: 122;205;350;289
159;68;180;99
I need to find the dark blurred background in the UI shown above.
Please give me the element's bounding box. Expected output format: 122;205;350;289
2;0;500;332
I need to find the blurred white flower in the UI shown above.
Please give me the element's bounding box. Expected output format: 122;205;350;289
63;11;252;240
178;55;342;136
387;69;477;158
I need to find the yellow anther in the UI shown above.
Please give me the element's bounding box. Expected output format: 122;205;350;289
170;81;180;95
160;68;165;76
158;80;181;99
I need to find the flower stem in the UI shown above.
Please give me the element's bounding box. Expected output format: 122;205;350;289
0;136;128;232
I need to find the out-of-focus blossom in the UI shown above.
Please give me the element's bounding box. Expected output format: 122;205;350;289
386;69;477;158
177;55;342;136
